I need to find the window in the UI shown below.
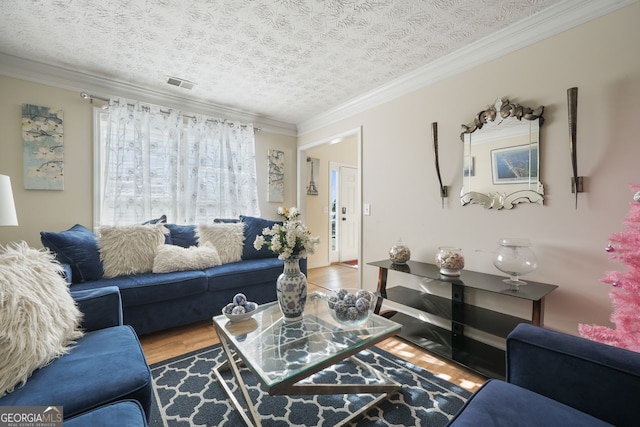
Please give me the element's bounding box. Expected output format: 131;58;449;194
93;99;260;226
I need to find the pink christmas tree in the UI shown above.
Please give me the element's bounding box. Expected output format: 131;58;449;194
579;185;640;351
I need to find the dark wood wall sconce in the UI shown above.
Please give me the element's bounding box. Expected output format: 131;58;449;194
567;87;584;208
432;122;448;208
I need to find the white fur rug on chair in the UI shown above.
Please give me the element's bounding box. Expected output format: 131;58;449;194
0;242;84;397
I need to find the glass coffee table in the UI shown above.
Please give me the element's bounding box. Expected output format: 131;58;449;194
212;291;402;426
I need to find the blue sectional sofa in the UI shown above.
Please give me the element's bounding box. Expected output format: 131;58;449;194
0;286;152;425
447;323;640;427
41;216;304;336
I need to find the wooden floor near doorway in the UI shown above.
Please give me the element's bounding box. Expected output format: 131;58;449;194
139;264;487;392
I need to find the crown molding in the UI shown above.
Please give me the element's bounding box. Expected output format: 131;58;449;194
0;53;298;136
297;0;637;136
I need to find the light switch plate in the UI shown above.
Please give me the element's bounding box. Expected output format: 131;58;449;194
363;203;371;216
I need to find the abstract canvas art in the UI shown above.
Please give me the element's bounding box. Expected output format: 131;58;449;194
22;104;64;190
268;149;284;202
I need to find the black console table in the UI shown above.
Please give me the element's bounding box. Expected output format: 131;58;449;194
369;259;558;379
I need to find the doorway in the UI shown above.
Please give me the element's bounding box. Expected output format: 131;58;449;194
297;127;362;286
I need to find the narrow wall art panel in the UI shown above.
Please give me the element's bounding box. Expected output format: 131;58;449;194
306;157;319;195
22;104;64;190
268;149;284;202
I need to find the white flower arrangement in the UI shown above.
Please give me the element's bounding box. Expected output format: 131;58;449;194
253;207;320;260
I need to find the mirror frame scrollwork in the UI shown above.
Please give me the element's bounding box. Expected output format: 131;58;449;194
460;98;544;209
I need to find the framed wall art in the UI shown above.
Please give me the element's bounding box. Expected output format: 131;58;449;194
22;104;64;190
491;144;538;185
306;157;319;196
268;149;284;202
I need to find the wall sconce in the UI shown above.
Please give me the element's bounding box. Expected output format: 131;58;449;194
567;87;583;208
0;174;18;226
432;122;448;208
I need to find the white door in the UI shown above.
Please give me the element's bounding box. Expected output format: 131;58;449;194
339;166;358;262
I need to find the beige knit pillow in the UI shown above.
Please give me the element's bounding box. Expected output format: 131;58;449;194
99;224;168;277
196;223;244;264
152;241;221;273
0;242;83;397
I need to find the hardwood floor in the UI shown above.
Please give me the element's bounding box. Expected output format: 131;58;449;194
139;264;487;392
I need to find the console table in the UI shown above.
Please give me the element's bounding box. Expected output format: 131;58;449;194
369;259;558;379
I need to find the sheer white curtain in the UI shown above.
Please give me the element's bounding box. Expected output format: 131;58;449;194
99;97;260;225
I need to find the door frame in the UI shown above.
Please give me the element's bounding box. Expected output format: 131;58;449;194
297;127;363;287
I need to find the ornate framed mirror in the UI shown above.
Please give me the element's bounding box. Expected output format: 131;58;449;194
460;98;544;209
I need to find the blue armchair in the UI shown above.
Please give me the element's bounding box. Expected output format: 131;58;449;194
0;286;152;425
448;323;640;427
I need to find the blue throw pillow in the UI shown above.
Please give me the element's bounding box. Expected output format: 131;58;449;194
166;224;197;248
40;224;103;283
213;218;240;223
240;215;281;260
142;214;167;224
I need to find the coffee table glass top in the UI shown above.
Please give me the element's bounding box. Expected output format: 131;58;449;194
212;292;401;388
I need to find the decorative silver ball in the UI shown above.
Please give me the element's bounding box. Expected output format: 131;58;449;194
634;191;640;202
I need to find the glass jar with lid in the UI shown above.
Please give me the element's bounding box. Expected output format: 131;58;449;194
435;247;465;276
389;240;411;264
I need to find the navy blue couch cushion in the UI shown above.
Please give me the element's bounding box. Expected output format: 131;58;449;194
65;400;148;426
447;380;611;427
506;323;640;426
240;215;280;260
204;257;284;291
166;224;197;248
70;270;208;308
71;287;123;331
40;224;103;283
0;326;152;420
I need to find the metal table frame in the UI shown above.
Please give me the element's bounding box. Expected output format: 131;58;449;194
212;296;401;426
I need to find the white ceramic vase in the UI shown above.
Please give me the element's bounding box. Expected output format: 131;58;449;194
276;257;307;322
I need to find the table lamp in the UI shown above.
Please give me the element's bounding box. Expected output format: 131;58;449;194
0;174;18;226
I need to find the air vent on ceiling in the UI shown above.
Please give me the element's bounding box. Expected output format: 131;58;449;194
167;76;195;90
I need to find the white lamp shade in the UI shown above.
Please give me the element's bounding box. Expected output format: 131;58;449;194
0;175;18;226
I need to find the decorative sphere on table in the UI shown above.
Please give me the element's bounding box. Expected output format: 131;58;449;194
231;305;246;315
355;297;371;312
233;293;247;306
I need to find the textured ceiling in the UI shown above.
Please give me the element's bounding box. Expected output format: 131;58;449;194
0;0;563;126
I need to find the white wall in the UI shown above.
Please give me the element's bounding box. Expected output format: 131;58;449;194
0;76;299;246
298;3;640;336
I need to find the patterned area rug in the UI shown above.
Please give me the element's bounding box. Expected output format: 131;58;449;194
149;344;470;426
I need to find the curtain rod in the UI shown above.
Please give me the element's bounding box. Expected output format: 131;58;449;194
79;92;261;131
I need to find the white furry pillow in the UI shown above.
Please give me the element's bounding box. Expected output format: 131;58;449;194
152;242;221;273
99;224;168;278
0;242;84;397
197;223;245;264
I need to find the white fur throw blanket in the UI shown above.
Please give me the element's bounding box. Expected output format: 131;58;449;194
0;242;84;397
99;224;168;277
196;223;245;264
152;242;221;273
